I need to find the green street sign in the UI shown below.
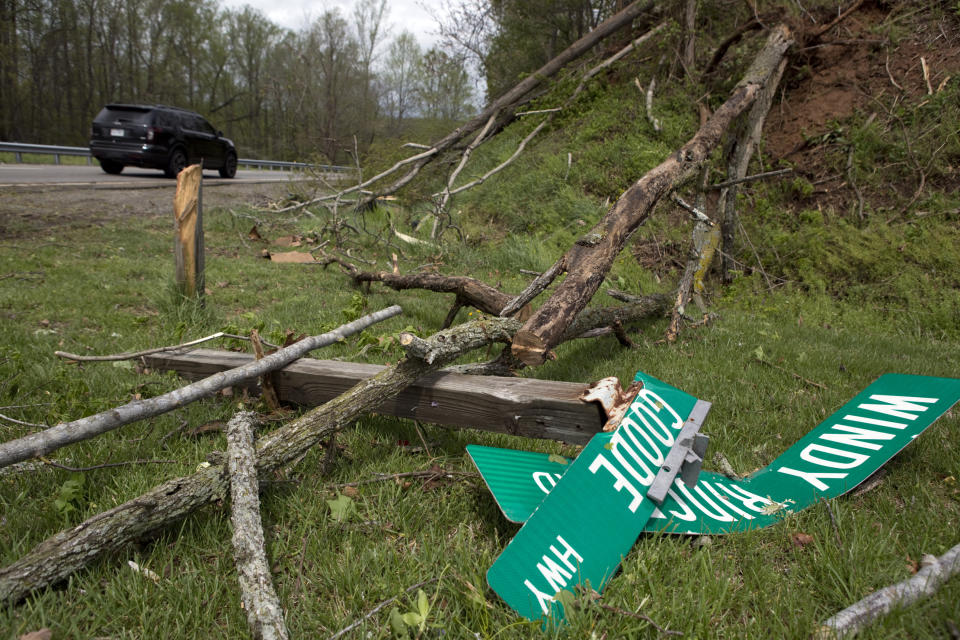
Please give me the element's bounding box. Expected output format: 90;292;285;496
485;371;699;622
472;374;960;539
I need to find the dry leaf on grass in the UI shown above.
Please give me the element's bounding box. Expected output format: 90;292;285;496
790;532;814;548
18;630;52;640
269;251;315;263
274;235;302;247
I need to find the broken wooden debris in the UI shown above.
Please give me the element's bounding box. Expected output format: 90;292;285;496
145;348;606;445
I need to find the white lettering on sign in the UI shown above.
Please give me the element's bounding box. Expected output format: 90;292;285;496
533;472;563;494
609;431;656;486
777;467;848;491
633;389;683;446
858;395;936;420
589;453;644;512
524;535;584;615
821;425;894;451
650;481;774;525
673;479;735;522
800;444;870;469
587;389;688;513
776;394;939;491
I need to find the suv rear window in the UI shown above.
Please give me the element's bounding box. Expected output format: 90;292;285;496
94;106;153;125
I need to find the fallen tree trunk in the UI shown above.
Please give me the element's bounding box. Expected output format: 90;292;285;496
0;306;402;470
0;300;664;604
508;25;793;366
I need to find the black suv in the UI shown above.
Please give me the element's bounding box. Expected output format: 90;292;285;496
89;104;238;178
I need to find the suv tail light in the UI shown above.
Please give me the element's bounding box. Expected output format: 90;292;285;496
146;126;162;142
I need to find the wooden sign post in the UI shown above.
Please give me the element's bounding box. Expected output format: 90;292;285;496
173;164;204;300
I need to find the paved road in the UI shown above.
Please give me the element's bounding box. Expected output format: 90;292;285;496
0;163;303;187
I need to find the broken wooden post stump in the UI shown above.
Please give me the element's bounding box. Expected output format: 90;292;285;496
173;163;204;299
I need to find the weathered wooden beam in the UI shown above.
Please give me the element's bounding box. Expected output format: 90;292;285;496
144;349;606;444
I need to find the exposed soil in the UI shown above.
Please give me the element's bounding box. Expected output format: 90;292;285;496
764;2;960;208
0;182;288;238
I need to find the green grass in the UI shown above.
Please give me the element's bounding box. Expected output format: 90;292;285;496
0;152;93;166
3;14;960;636
2;196;959;639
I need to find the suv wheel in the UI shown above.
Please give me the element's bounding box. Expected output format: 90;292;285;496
99;160;124;175
164;148;187;178
219;151;237;179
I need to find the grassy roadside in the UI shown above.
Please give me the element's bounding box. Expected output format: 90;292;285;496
1;187;958;638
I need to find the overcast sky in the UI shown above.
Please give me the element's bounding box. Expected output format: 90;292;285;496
219;0;444;47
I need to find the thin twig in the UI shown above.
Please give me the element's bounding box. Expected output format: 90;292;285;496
327;578;438;640
596;602;683;636
40;457;180;472
0;413;48;429
55;332;280;362
753;356;827;390
413;422;433;458
708;168;793;190
332;468;479;489
821;498;843;548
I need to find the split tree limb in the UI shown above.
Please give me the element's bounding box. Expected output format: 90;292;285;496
226;411;289;640
352;0;656;209
0;306;403;470
428;20;668;235
510;26;794;366
818;541;960;638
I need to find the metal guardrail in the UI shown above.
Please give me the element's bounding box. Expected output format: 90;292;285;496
0;141;353;172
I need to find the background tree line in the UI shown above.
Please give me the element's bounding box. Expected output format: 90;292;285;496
0;0;626;163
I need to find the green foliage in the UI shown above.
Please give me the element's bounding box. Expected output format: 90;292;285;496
52;476;86;518
325;493;356;522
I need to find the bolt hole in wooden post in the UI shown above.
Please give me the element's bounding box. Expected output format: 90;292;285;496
173;163;204;303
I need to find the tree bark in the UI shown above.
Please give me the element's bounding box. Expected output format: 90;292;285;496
510;25;793;366
351;271;528;322
721;55;788;282
817;541;960;638
226;411;289;640
0;306;402;469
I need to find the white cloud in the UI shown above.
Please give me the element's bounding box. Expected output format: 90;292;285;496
219;0;443;48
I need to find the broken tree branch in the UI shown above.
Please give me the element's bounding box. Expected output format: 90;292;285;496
350;271;528;324
226;411;289;640
0;306;402;470
510;26;794;366
818;541;960;638
275;1;656;214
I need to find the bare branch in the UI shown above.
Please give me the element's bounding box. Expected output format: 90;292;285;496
818;542;960;638
0;306;403;469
